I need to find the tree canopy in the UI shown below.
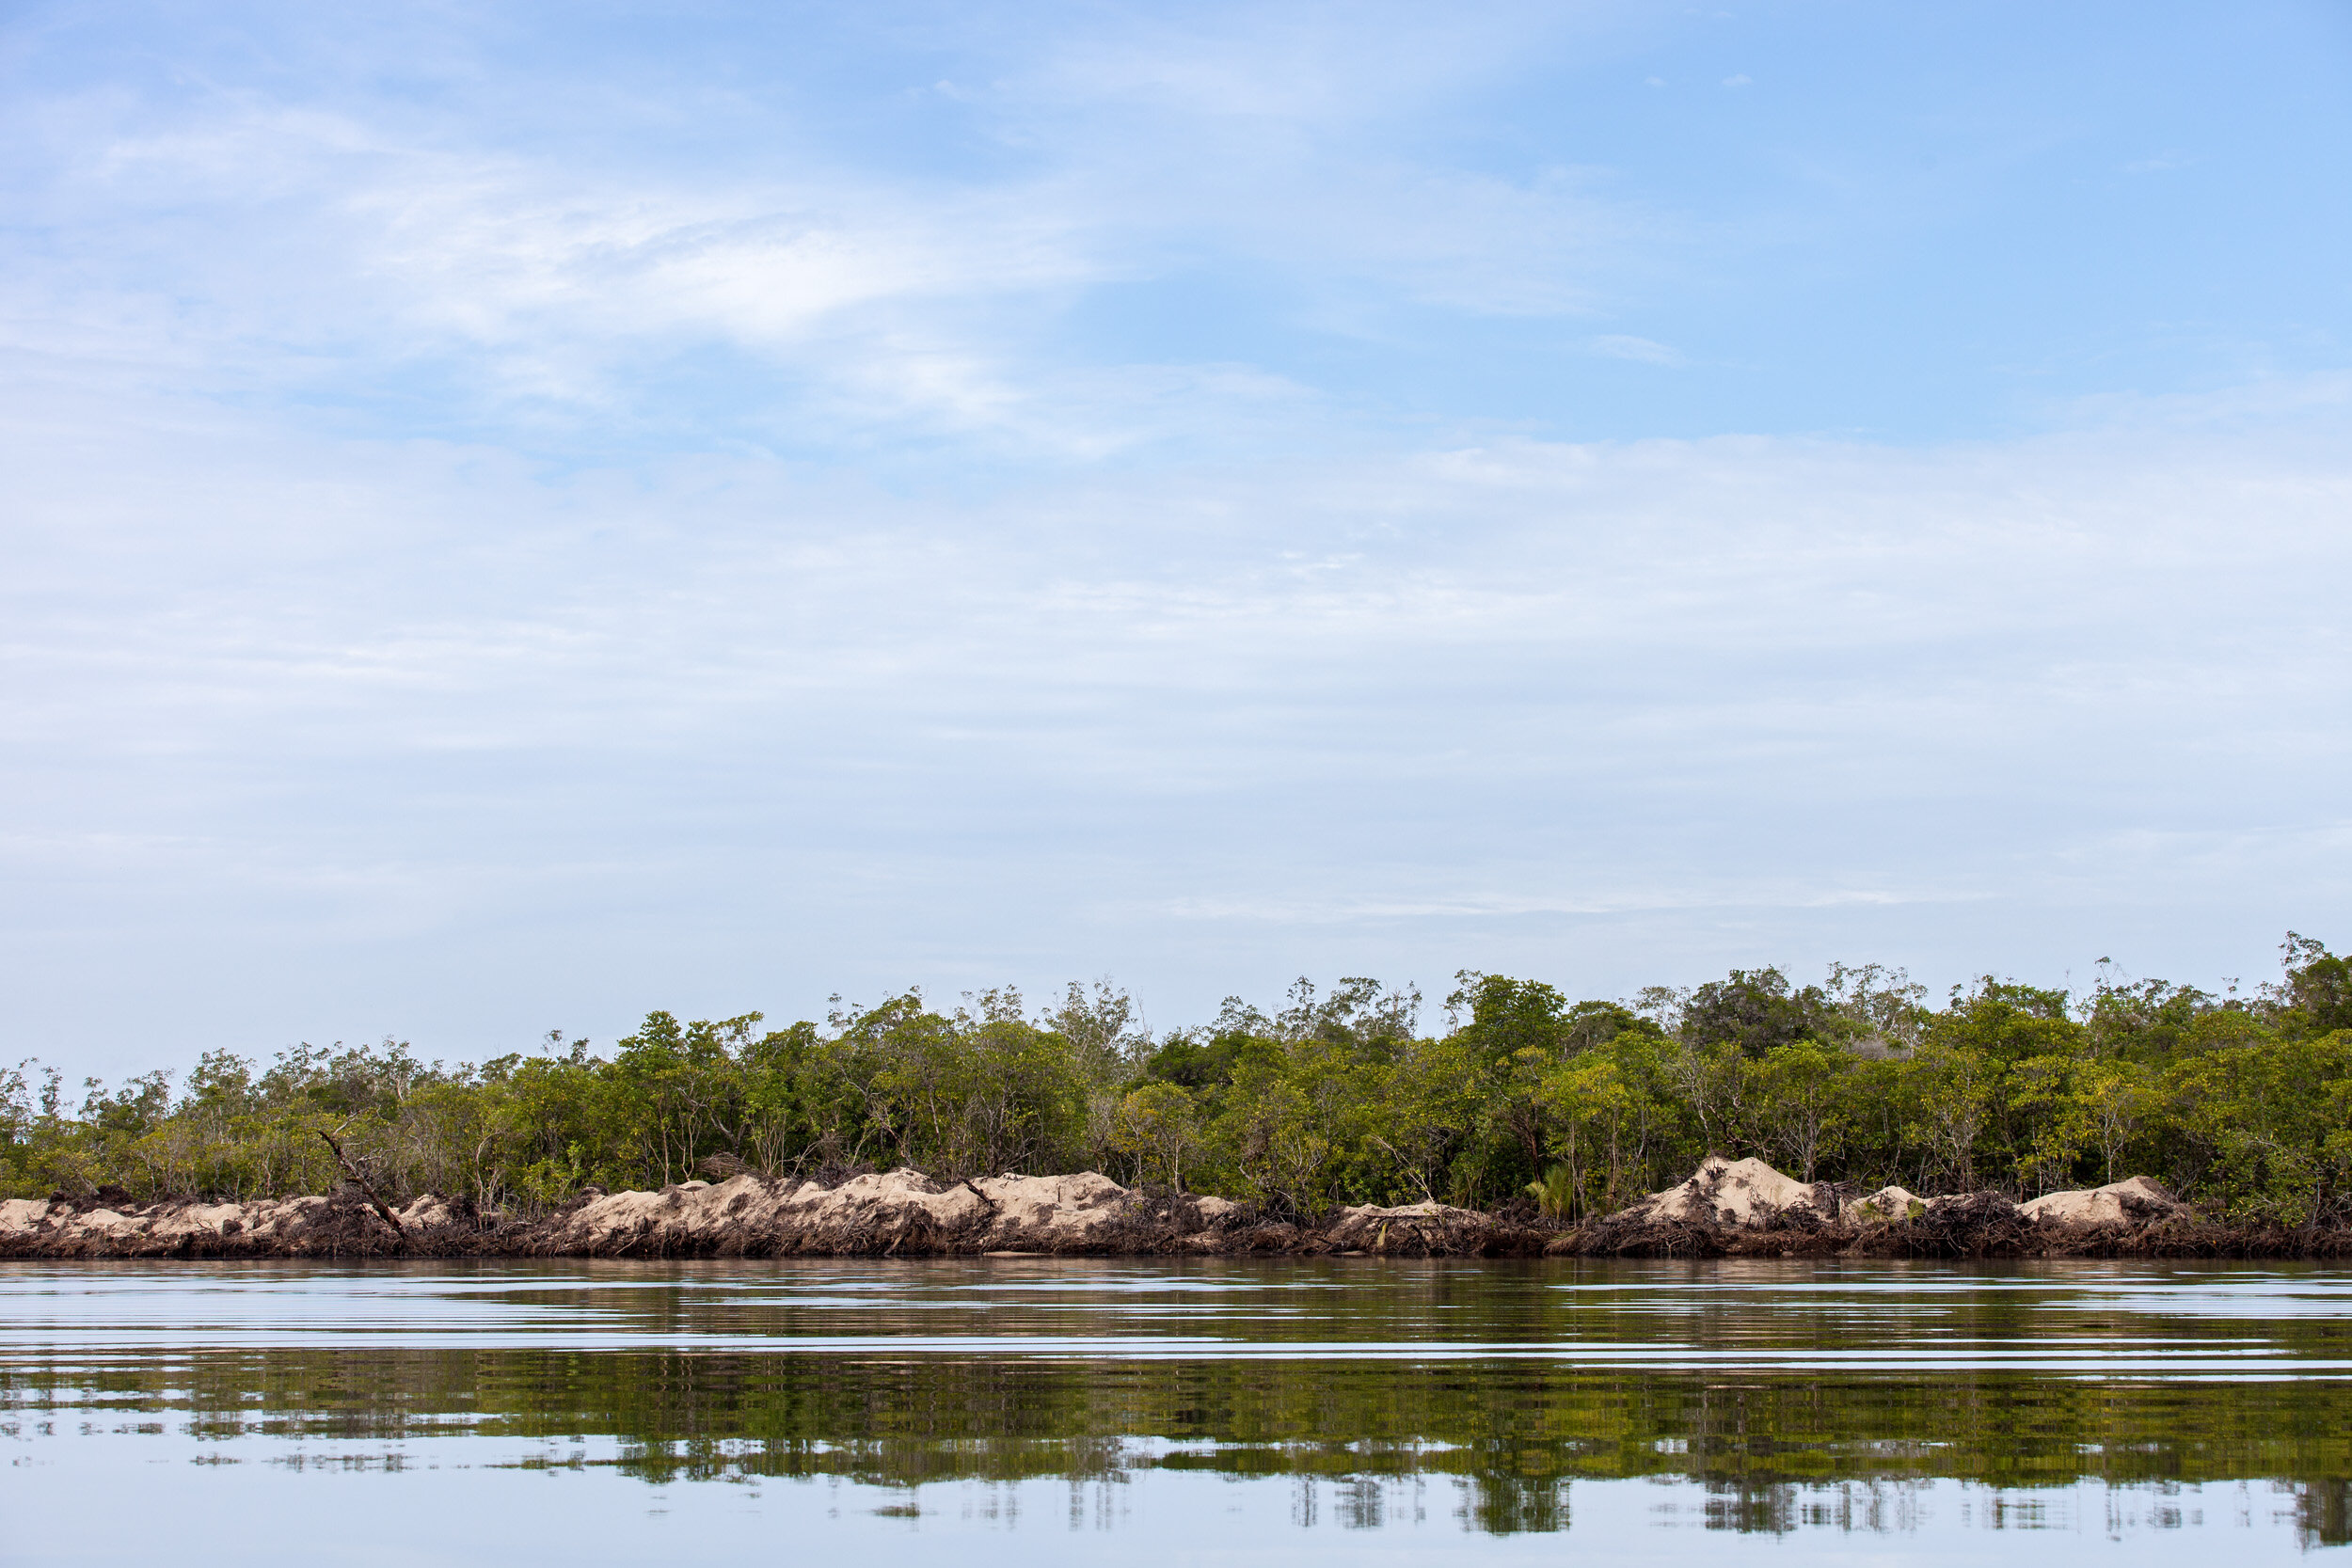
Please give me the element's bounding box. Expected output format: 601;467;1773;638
9;936;2352;1228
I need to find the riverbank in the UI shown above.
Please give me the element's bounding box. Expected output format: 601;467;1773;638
4;1158;2346;1260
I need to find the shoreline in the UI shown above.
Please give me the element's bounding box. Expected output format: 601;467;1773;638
6;1161;2349;1262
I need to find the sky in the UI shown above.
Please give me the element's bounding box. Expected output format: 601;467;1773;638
5;1;2350;1081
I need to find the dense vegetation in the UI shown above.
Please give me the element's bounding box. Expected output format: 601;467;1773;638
7;935;2352;1226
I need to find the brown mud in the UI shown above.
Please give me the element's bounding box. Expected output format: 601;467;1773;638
4;1159;2349;1261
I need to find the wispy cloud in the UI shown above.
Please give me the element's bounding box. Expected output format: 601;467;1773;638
3;0;2347;1069
7;356;2346;1059
1589;334;1685;365
0;3;1690;462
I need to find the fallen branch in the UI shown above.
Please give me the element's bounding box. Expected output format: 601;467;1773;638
313;1129;406;1237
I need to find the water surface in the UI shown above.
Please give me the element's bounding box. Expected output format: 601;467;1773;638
4;1258;2349;1563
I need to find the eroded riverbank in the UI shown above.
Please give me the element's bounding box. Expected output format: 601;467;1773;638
6;1156;2346;1260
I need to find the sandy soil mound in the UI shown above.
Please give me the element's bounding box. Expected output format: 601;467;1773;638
2020;1175;2189;1227
0;1170;1215;1259
398;1193;473;1230
529;1167;1210;1257
1192;1196;1242;1226
532;1168;993;1256
0;1190;410;1257
1559;1160;2207;1257
0;1162;2223;1260
1614;1156;1838;1228
1568;1167;2028;1258
0;1199;50;1234
969;1172;1137;1249
1844;1185;1922;1224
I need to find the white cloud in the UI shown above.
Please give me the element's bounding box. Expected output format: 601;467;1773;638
0;3;1692;461
7;103;1113;436
1590;333;1685;365
3;0;2346;1073
5;367;2347;1069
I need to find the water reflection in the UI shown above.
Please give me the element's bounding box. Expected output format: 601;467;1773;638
3;1259;2350;1557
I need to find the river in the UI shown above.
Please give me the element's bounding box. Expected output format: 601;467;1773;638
4;1258;2349;1562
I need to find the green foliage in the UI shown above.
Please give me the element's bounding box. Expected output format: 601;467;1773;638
8;937;2352;1227
1447;973;1570;1063
2280;932;2352;1035
1682;968;1832;1056
1524;1164;1576;1217
1745;1038;1854;1181
1111;1082;1200;1188
2165;1029;2352;1225
1531;1031;1676;1216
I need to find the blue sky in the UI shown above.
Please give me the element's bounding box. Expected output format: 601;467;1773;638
5;2;2350;1077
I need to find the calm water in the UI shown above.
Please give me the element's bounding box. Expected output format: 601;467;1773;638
5;1258;2352;1564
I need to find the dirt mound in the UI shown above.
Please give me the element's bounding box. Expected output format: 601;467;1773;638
1613;1156;1837;1228
0;1170;1200;1259
969;1172;1140;1249
0;1192;411;1258
1560;1163;2223;1258
530;1168;986;1257
1565;1161;2028;1258
397;1192;479;1231
0;1164;2242;1261
2019;1175;2189;1227
525;1167;1197;1257
1845;1185;1922;1224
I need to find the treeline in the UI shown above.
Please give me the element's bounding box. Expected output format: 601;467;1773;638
6;936;2352;1226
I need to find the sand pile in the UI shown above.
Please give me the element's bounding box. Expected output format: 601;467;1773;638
2020;1175;2188;1227
1567;1155;2208;1258
975;1176;1251;1253
0;1158;2222;1260
1615;1156;1839;1228
397;1193;474;1230
969;1172;1136;1248
533;1168;992;1256
1844;1185;1922;1224
0;1191;411;1257
529;1166;1200;1256
0;1169;1222;1259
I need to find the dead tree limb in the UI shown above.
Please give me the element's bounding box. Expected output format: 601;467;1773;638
314;1128;406;1237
